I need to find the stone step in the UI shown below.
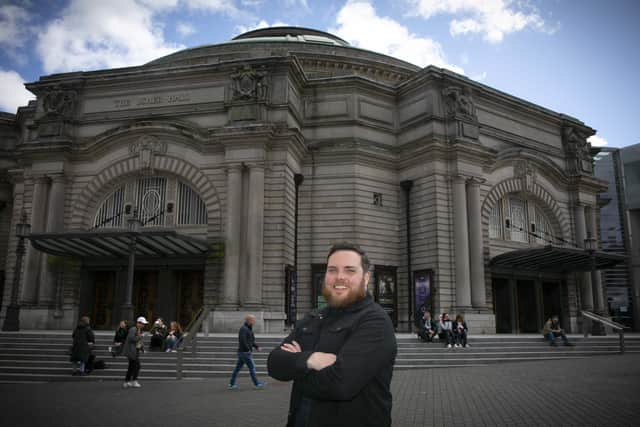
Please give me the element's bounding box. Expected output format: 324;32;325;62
1;331;637;383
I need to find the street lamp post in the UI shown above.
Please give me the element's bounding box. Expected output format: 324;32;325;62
121;208;142;323
2;211;31;331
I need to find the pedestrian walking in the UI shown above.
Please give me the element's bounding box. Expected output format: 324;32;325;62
228;314;266;390
122;316;148;388
267;242;397;427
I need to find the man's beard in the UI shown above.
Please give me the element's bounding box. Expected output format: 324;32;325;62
322;277;367;309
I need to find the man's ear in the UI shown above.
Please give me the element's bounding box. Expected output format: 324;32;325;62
363;271;371;290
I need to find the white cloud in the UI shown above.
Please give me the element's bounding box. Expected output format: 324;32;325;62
0;69;35;114
283;0;309;8
407;0;547;43
0;4;32;50
329;1;464;73
137;0;180;10
34;0;256;73
234;19;290;37
183;0;238;13
471;71;487;82
177;22;196;37
36;0;184;73
588;135;608;147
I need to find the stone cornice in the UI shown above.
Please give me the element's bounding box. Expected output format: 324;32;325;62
567;174;609;195
492;147;569;184
398;65;594;132
306;138;396;169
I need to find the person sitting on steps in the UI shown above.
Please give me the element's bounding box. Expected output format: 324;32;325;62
438;312;454;348
543;315;574;347
165;321;183;352
417;311;437;342
150;317;168;351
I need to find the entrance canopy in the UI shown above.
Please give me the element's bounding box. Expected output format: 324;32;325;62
490;245;626;273
28;230;209;259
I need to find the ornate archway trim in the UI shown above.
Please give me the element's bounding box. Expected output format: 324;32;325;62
71;155;221;231
481;178;570;242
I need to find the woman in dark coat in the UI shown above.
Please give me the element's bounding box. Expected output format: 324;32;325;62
70;316;95;375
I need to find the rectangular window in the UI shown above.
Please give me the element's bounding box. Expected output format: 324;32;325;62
489;204;503;239
509;197;528;243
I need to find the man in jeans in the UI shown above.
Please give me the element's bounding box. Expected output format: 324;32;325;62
228;314;266;389
543;315;574;346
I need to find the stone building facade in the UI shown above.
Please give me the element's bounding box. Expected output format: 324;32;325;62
0;28;612;333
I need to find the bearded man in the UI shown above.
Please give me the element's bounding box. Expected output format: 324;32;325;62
267;242;397;427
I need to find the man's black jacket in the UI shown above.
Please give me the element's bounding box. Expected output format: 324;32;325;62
238;322;258;352
267;294;397;427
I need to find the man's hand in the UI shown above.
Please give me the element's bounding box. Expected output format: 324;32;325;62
281;340;302;353
306;352;337;371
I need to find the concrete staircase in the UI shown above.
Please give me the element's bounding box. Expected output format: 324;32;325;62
0;331;638;383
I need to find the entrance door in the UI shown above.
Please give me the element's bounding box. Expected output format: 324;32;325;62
542;281;562;321
176;271;203;329
133;271;159;323
517;280;538;332
92;271;115;330
492;278;513;333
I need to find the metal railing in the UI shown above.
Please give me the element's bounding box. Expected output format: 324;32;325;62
176;307;209;379
580;310;629;354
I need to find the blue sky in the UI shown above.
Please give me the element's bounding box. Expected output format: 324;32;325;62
1;0;639;147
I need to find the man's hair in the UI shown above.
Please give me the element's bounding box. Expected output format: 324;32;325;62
326;242;370;272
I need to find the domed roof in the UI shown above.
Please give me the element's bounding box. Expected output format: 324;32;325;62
231;27;350;47
144;26;419;84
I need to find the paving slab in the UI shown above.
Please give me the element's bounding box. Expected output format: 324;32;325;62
0;354;639;426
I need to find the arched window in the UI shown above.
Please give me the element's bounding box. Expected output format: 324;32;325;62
93;176;207;229
489;195;553;245
177;181;207;225
94;186;125;228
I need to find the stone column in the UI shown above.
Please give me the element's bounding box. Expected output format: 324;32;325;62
222;164;243;307
574;203;593;311
467;177;486;309
21;176;50;304
39;175;66;305
245;163;265;307
452;175;471;308
586;205;606;315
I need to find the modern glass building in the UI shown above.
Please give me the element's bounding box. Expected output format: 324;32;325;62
594;148;633;327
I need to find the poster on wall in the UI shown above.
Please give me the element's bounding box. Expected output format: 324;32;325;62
413;270;433;323
374;267;397;326
285;265;297;325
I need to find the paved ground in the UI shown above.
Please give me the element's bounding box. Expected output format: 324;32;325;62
1;355;639;427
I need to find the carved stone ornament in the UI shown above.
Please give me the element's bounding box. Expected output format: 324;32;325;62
42;86;77;118
230;65;269;101
562;126;593;174
442;86;476;120
129;135;167;172
514;160;536;192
